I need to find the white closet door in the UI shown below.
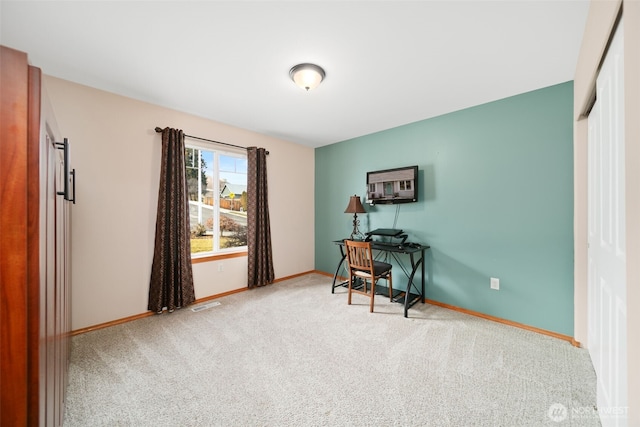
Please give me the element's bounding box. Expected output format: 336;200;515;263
587;19;627;427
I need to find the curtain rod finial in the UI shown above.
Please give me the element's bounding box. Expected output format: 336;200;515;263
154;127;163;133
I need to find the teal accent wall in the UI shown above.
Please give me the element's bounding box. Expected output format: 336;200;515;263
315;81;574;336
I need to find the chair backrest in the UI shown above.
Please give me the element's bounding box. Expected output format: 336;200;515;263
344;240;374;275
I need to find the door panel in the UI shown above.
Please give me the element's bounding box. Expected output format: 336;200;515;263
587;19;627;427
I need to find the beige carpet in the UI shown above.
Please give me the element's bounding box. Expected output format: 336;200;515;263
63;273;599;426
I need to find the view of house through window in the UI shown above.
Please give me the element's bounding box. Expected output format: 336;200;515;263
185;144;248;255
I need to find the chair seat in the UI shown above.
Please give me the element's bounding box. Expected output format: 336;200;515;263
372;261;392;276
354;261;392;277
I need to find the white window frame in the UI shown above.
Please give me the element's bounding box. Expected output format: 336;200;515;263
186;139;248;259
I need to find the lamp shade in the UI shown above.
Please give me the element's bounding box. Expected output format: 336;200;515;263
290;63;325;91
344;195;366;214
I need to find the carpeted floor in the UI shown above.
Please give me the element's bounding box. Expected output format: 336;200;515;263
63;273;600;426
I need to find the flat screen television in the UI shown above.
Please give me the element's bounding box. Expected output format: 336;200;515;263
366;165;418;205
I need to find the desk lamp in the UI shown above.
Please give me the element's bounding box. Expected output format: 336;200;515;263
344;195;366;240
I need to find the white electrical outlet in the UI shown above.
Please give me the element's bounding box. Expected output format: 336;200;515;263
490;277;500;290
218;263;224;272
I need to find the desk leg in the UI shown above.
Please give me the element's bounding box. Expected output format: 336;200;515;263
332;253;347;293
421;248;425;304
403;256;424;318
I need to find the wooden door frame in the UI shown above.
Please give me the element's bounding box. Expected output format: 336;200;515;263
0;45;42;427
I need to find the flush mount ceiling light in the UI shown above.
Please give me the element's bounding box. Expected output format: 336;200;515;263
289;63;325;91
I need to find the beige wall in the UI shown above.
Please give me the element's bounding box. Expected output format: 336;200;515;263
573;0;639;423
43;76;315;331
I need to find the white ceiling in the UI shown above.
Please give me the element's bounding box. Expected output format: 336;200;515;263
1;1;589;148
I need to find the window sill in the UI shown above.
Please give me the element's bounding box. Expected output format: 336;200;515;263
191;251;248;264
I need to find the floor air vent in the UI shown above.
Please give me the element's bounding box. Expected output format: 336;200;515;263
191;301;221;312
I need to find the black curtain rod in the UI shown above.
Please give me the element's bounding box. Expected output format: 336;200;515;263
154;127;269;155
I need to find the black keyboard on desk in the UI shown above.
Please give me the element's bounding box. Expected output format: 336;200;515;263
371;240;424;251
371;241;400;247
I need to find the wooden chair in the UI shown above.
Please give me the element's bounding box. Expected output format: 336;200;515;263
344;239;393;312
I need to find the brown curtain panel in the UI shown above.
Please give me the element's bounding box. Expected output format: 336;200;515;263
148;127;195;312
247;147;274;288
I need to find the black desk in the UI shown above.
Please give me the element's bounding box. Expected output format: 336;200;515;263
332;240;430;317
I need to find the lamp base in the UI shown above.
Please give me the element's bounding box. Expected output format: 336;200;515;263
349;213;365;241
349;232;366;241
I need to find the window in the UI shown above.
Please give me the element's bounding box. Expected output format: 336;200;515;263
185;143;248;257
399;180;412;191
